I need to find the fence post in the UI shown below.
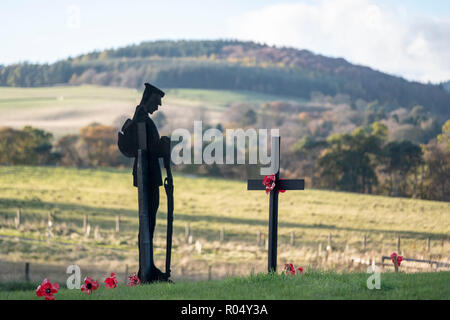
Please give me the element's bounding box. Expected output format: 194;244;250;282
220;228;225;242
94;225;100;240
257;231;261;246
25;262;30;281
195;240;202;254
397;236;401;253
348;259;353;269
83;215;88;233
185;223;190;241
363;235;367;251
208;265;212;281
328;233;332;249
427;237;431;252
290;232;295;246
124;264;128;284
116;215;120;233
393;255;399;272
15;208;21;229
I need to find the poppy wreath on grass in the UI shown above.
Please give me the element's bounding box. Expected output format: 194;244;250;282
262;174;286;194
390;252;404;266
284;263;304;275
81;276;99;294
127;273;141;286
36;278;59;300
104;272;118;289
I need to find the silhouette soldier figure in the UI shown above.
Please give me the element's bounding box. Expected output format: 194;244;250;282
118;83;173;283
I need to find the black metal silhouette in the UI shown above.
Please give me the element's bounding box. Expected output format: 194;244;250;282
118;83;173;283
247;136;305;273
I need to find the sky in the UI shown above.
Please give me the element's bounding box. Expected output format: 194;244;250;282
0;0;449;83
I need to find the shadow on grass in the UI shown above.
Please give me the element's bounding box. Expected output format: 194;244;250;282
1;197;448;241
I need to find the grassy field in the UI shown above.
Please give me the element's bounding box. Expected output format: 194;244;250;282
0;165;449;285
1;85;448;300
0;85;306;137
0;86;138;137
1;271;449;300
167;88;305;109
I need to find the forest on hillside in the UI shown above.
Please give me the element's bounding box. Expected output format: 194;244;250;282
1;40;449;120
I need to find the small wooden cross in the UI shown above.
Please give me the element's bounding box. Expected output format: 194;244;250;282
247;136;305;273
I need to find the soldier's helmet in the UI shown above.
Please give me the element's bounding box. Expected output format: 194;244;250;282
140;83;165;106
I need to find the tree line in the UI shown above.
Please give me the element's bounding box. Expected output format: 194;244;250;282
0;123;130;168
0;120;448;201
291;121;449;201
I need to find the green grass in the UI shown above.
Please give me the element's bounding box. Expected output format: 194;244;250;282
1;271;449;300
0;166;449;298
0;165;448;248
0;280;39;292
0;165;449;281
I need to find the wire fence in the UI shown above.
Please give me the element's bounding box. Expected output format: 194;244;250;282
1;210;449;284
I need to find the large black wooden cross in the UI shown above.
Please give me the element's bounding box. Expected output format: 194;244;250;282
247;136;305;273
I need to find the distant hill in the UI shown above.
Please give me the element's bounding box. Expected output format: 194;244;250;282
1;40;449;120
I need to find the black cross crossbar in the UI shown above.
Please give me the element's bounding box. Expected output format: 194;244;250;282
247;179;305;191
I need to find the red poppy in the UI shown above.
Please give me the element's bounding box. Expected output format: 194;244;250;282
127;273;141;287
36;278;59;300
284;263;296;275
390;252;404;266
297;267;304;274
104;272;118;289
262;175;286;194
81;276;99;294
263;175;276;194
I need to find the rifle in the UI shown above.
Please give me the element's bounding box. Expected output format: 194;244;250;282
161;137;174;280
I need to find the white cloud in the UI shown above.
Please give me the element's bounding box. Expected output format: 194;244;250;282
227;0;450;83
